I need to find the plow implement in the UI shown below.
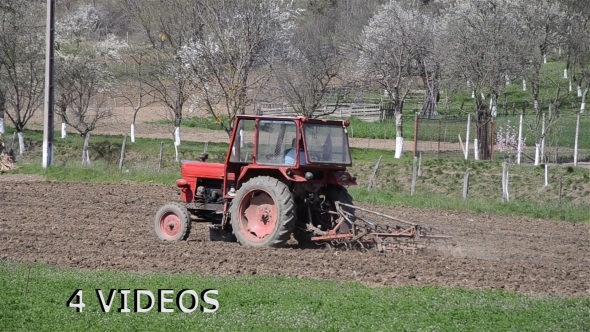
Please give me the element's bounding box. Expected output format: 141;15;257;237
309;202;452;254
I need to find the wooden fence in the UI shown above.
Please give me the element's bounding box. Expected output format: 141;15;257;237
255;102;383;122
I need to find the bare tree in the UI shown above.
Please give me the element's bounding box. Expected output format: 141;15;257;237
560;2;590;111
0;0;45;155
442;0;524;160
269;7;350;117
517;0;566;113
178;0;296;135
116;46;157;143
55;18;124;165
356;1;431;158
122;0;199;160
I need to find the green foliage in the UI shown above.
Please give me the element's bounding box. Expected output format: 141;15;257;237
180;115;230;131
1;262;589;331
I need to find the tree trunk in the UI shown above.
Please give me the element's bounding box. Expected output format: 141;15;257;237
0;87;5;135
82;132;91;166
174;109;182;148
475;95;490;160
131;107;139;143
419;63;440;117
17;132;25;156
490;92;498;117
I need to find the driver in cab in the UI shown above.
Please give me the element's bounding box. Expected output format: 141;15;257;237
284;138;306;165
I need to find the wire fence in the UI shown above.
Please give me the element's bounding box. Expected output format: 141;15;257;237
413;113;590;165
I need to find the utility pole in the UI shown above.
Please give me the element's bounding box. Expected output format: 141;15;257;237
42;0;55;168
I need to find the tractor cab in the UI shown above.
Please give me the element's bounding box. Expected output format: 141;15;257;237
223;115;355;198
227;115;352;167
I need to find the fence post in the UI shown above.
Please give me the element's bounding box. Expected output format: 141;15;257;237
158;142;164;172
490;117;495;161
517;114;523;165
367;155;382;191
437;118;441;158
464;114;471;160
119;134;127;171
462;168;471;200
544;164;548;187
413;114;419;158
574;113;580;166
541;113;545;162
411;156;418;196
502;162;509;202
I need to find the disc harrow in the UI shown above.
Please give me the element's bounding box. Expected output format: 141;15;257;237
310;202;452;254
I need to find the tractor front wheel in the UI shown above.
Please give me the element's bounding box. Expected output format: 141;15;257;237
154;202;191;241
230;176;295;247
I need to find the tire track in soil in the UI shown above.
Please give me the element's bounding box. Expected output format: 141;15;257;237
1;181;589;298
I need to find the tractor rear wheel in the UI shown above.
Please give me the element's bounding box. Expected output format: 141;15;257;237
154;202;191;241
230;176;295;247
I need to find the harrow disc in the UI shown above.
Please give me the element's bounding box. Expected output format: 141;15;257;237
310;202;451;254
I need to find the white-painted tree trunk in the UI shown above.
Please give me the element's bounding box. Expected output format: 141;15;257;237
464;114;471;160
569;80;572;92
534;100;539;112
505;74;510;85
471;90;475;99
394;113;403;159
18;131;25;155
0;118;4;135
61;122;67;139
130;123;135;143
474;138;479;160
577;85;582;97
517;114;523;165
394;137;403;159
543;54;547;64
564;69;568;79
174;126;181;162
522;79;527;91
534;143;540;166
174;126;181;146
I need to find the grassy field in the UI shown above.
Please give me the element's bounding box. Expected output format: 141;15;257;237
1;262;589;331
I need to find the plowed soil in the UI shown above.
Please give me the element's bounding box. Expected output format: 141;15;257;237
1;180;589;298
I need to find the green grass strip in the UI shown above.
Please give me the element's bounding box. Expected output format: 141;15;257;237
1;262;588;331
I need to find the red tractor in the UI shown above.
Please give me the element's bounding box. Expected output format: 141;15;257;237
155;115;449;252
